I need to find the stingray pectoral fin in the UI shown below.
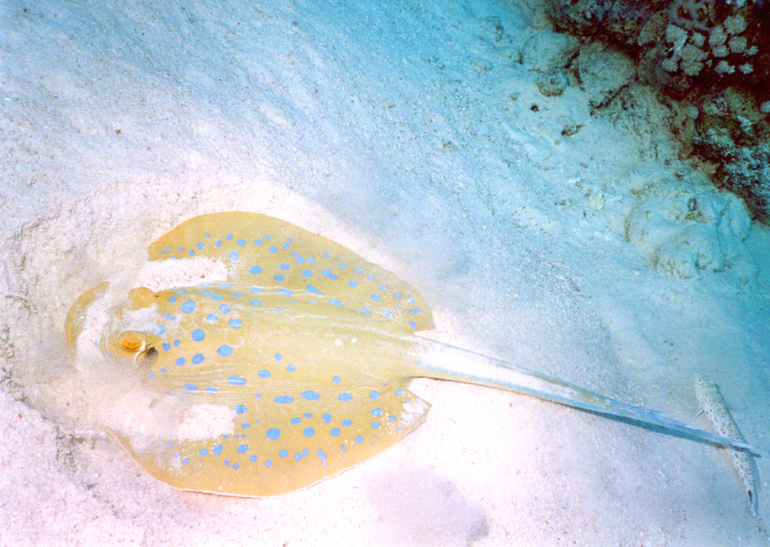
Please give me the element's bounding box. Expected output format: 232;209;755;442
108;386;431;497
65;282;110;356
145;212;434;332
411;338;760;453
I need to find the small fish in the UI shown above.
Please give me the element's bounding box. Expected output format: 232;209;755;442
65;212;758;496
695;375;759;517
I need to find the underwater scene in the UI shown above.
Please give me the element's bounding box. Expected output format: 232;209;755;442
2;0;769;545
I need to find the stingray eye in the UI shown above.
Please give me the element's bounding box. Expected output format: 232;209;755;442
119;331;146;352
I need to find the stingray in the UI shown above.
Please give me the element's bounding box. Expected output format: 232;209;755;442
65;212;756;496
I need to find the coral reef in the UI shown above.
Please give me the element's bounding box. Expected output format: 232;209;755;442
543;0;770;223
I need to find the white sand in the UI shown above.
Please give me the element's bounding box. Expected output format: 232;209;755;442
2;0;769;545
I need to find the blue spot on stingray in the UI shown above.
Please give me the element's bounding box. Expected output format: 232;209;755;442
264;460;272;467
197;242;204;249
354;268;362;274
286;364;296;372
266;428;280;440
192;353;205;364
242;423;250;429
306;284;323;294
302;269;313;277
250;455;257;462
219;304;231;313
321;269;338;280
229;251;240;260
394;292;403;299
275;353;282;361
184;384;198;391
303;412;312;418
303;427;315;438
322;413;332;423
258;370;271;378
182;300;196;313
249;287;263;293
328;299;343;306
229;375;246;386
173;339;180;346
254;239;263;246
274;275;285;282
274;396;294;404
162;343;170;351
213;444;223;455
338;263;346;269
355;436;363;444
330;428;340;437
277;288;293;296
370;390;380;400
250;300;262;306
226;235;233;241
237;239;246;246
372;408;383;416
371;422;380;429
389;416;396;422
317;449;328;469
395;388;404;396
302;390;320;401
348;280;358;287
217;345;233;356
237;444;248;454
370;294;381;302
154;325;166;335
290;417;301;425
229;319;242;329
182;457;190;464
294;453;302;462
279;449;288;458
332;375;341;383
199;448;209;456
215;240;222;246
338;393;353;402
249;265;263;275
342;420;353;427
206;387;218;394
361;307;372;314
269;246;277;253
280;263;289;270
192;329;205;341
207;314;218;321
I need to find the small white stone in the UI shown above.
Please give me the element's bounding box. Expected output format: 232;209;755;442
715;60;735;74
709;25;727;47
712;44;729;58
723;15;748;35
729;36;748;54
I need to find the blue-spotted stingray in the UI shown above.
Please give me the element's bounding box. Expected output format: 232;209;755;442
65;212;756;496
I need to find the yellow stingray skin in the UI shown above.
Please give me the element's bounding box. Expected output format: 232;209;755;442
67;212;435;496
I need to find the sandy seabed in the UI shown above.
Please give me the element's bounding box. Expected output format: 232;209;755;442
2;0;769;545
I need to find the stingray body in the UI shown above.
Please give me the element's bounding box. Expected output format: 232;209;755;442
65;212;755;496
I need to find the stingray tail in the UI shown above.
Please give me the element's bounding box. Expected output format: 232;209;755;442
409;338;760;455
